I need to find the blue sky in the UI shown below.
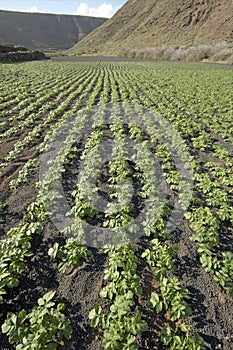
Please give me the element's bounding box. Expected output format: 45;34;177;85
0;1;127;18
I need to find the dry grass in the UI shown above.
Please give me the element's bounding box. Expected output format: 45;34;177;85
118;42;233;64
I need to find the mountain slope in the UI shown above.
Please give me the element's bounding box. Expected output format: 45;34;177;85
0;10;107;51
69;0;233;55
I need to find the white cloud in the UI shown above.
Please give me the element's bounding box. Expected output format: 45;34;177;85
24;6;40;13
74;2;115;18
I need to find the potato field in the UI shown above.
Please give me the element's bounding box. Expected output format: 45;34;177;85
0;60;232;350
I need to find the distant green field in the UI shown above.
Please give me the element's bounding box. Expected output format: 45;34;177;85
0;60;232;350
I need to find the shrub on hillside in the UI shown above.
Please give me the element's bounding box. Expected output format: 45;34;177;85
119;42;233;63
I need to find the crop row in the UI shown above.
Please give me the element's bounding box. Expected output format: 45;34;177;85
0;61;232;349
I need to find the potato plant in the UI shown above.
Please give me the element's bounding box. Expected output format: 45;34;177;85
0;60;232;350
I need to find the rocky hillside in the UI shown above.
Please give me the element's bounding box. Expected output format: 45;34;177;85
0;44;48;62
69;0;233;55
0;10;107;52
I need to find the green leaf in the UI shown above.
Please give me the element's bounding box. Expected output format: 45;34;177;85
38;298;45;306
149;292;160;308
62;322;72;340
18;310;27;325
46;343;58;350
156;301;163;314
180;323;189;333
89;304;102;320
173;335;182;344
1;323;12;334
43;291;56;302
99;288;108;298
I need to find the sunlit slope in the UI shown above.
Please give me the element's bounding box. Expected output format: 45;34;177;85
69;0;233;55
